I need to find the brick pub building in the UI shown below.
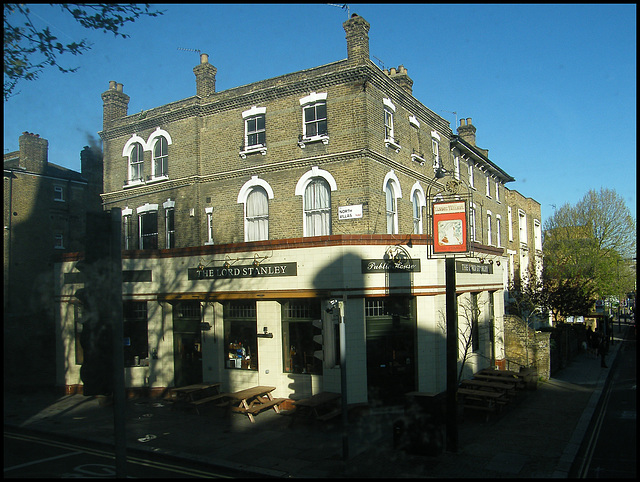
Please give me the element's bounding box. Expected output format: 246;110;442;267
55;14;537;404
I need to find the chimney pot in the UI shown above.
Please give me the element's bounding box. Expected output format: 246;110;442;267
109;80;117;90
460;119;466;126
390;67;396;75
116;83;123;93
466;117;472;125
200;53;209;64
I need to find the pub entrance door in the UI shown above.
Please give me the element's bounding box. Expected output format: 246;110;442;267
173;301;203;387
365;296;416;404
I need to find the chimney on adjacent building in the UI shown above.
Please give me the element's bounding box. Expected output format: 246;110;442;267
193;53;217;98
457;118;477;146
386;65;413;95
101;80;130;127
343;13;370;65
19;132;48;173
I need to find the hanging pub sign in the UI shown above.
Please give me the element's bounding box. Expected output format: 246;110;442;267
432;200;468;254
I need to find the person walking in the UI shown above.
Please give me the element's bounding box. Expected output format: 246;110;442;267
597;331;608;368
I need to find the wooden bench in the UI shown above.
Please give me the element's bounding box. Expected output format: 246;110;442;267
189;392;232;414
458;387;507;420
292;392;341;422
460;379;517;398
232;398;287;416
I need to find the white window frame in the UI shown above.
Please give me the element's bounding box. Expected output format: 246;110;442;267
298;92;329;147
383;98;401;152
518;209;528;245
495;180;500;203
205;207;214;245
470;203;477;242
294;166;337;237
54;185;65;202
454;152;460;180
431;130;441;170
122;207;133;250
468;159;475;189
240;106;267;158
496;214;502;248
54;233;64;249
383;170;402;235
508;206;514;241
411;182;425;235
163;199;175;249
487;211;493;246
137;203;159;250
127;140;145;186
485;173;491;198
534;219;542;251
238;176;274;242
151;135;169;180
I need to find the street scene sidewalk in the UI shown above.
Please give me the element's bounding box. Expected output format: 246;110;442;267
4;325;630;478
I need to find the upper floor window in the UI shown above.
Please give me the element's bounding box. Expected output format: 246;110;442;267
152;136;168;179
496;215;502;248
304;178;331;236
54;185;65;202
518;209;527;245
508;206;514;241
137;203;158;250
413;191;423;234
122;208;133;249
54;233;64;249
384;171;402;235
486;173;491;198
468;159;475;189
495;181;500;203
299;93;328;146
205;207;214;245
163;200;175;249
129;142;144;183
487;211;493;246
470;203;477;241
431;131;441;170
241;106;267;157
534;219;542;251
383;98;400;152
454;153;460;180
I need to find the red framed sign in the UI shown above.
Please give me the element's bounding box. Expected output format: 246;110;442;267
432;200;468;254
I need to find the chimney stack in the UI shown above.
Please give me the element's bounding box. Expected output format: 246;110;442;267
193;53;217;98
386;64;413;95
101;81;130;127
457;117;476;146
19;132;48;173
343;13;370;65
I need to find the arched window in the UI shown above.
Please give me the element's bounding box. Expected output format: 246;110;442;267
304;178;331;236
129;142;144;183
413;191;422;234
246;187;269;242
152;136;168;178
385;180;397;234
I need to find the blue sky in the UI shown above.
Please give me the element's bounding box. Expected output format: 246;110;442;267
4;3;636;220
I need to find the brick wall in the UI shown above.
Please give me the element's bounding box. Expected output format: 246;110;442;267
503;314;550;380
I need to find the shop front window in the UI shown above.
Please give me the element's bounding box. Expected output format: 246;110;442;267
224;301;258;370
282;300;322;375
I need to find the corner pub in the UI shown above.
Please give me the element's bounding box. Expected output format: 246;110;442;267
55;13;513;406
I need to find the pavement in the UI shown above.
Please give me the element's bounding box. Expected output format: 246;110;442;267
4;324;632;478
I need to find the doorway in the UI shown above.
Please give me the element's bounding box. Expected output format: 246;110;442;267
365;296;416;404
173;301;203;387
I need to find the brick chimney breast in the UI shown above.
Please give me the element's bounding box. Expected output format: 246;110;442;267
343;13;370;65
193;53;217;98
457;117;476;146
101;81;130;127
19;132;48;173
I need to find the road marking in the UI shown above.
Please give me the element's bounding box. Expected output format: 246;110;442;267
4;451;83;472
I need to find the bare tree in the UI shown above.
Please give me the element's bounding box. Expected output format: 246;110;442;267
4;4;164;100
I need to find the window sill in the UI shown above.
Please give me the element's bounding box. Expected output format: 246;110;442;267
204;241;215;246
148;175;169;184
411;154;426;165
239;145;267;159
298;135;329;148
385;138;401;153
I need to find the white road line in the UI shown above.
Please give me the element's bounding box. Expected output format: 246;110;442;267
4;451;83;473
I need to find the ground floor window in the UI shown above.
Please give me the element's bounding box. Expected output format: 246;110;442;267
224;301;257;370
123;301;148;367
282;299;322;374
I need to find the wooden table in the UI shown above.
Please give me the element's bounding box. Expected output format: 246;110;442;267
473;373;525;388
172;383;221;402
458;387;507;419
228;386;286;423
293;392;341;422
460;379;517;397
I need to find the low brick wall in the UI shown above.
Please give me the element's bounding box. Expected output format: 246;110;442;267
503;315;551;380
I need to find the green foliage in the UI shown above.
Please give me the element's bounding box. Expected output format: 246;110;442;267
542;188;636;319
4;4;164;100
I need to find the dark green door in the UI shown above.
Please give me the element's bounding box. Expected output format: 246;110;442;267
173;301;203;387
366;297;416;404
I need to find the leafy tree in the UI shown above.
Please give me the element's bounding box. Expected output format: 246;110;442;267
4;3;164;100
543;188;636;315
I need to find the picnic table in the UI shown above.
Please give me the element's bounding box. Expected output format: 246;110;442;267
473;372;525;388
292;392;341;422
171;383;223;413
460;378;517;397
457;387;508;419
227;386;286;423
